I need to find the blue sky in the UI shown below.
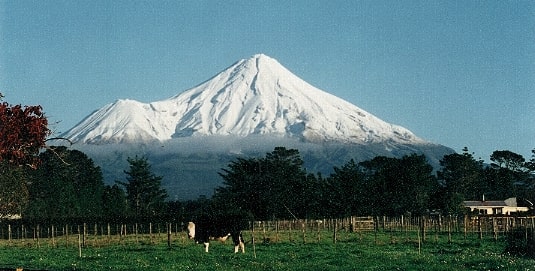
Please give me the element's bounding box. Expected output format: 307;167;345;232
1;0;534;161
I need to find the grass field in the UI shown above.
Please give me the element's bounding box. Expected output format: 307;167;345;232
0;229;534;270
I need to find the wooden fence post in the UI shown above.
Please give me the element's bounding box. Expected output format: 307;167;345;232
288;221;293;243
251;221;257;258
107;223;111;244
262;221;266;243
51;225;56;247
463;215;468;240
65;224;69;247
477;216;483;239
302;220;306;244
317;220;321;243
420;216;426;243
78;233;82;258
36;224;40;248
275;220;280;243
400;215;404;233
149;223;153;244
417;224;421;255
374;216;378;245
83;223;87;248
447;215;451;243
135;223;139;244
492;217;497;241
333;219;337;244
167;223;172;248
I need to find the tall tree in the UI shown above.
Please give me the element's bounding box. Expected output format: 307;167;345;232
435;148;484;214
398;154;437;215
119;156;167;217
0;93;50;218
102;184;128;220
263;147;307;219
325;159;367;217
490;150;526;172
216;157;265;218
525;149;535;204
359;156;394;215
485;150;529;200
26;147;105;219
361;154;436;216
527;149;535;171
216;147;311;220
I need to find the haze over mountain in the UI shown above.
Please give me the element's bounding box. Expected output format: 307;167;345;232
61;54;454;199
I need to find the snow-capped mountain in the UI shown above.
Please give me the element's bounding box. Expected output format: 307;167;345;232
62;54;455;199
63;54;426;145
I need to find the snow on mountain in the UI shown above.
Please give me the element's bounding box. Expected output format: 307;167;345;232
63;54;426;145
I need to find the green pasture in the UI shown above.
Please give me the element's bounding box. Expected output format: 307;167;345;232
0;229;533;271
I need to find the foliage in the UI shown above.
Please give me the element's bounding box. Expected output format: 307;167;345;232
0;93;50;218
0;95;50;168
435;148;485;214
25;146;106;219
119;156;168;218
491;150;527;171
0;162;28;218
5;133;534;222
102;184;128;220
360;154;436;216
525;149;535;203
324;159;367;217
485;150;531;201
217;148;437;219
527;149;535;171
216;147;319;220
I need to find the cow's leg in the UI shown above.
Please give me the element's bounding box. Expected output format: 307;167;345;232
239;240;245;253
235;242;245;253
234;233;245;253
203;242;209;253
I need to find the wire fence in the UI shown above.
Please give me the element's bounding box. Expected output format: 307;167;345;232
1;215;534;248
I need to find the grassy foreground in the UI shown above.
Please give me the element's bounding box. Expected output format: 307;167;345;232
0;230;534;270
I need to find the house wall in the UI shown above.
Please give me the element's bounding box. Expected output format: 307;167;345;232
468;206;529;215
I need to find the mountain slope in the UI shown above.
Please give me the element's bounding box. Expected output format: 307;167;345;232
61;54;455;199
63;54;425;145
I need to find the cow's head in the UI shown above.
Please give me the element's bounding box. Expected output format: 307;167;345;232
187;222;195;239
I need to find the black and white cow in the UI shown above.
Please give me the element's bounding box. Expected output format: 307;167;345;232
186;220;245;253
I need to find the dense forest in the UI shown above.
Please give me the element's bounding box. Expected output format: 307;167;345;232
2;145;534;223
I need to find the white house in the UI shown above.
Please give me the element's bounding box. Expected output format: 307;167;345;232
463;197;530;215
0;214;21;220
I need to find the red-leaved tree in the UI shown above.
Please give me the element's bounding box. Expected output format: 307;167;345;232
0;93;51;218
0;95;51;168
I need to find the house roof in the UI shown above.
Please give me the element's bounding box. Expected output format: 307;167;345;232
463;197;519;208
464;200;506;207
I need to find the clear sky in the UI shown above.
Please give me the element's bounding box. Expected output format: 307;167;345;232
1;0;534;161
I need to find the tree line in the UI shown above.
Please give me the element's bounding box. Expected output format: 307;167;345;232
216;147;535;220
1;93;534;223
2;145;534;223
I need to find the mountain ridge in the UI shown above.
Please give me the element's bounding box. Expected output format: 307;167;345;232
60;54;455;199
62;54;426;145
